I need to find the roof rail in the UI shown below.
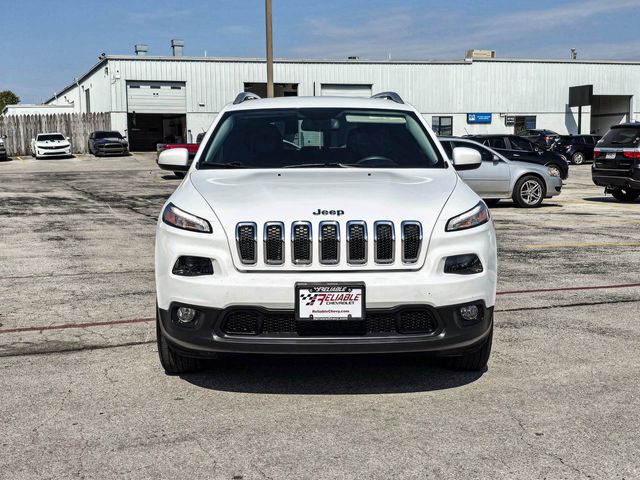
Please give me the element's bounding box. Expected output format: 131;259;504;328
371;91;404;104
233;92;261;105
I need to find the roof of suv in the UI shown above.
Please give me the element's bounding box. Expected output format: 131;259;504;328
224;96;416;112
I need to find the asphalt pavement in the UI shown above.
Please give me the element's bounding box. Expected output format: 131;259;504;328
0;153;638;479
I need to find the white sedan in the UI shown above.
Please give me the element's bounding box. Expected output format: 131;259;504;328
31;133;72;159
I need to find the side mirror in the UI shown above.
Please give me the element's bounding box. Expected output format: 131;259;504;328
1;134;6;139
66;137;71;141
493;154;501;163
452;147;482;171
158;148;190;171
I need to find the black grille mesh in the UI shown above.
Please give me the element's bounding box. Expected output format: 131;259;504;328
403;223;421;262
320;224;339;263
292;223;311;263
398;310;437;333
348;223;366;263
221;309;437;335
265;224;283;263
237;224;256;263
376;223;394;262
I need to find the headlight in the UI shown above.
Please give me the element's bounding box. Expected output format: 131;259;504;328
446;202;490;232
547;166;561;177
162;203;212;233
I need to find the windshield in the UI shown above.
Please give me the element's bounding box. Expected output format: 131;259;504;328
37;134;65;141
95;131;123;139
600;127;640;147
198;108;444;169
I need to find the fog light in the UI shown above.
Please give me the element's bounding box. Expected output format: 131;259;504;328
176;307;197;324
459;305;479;321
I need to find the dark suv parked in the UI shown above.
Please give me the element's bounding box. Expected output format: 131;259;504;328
592;123;640;202
552;135;601;165
464;134;569;179
520;129;560;149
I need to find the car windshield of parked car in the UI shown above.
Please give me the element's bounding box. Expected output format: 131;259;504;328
37;134;65;141
510;137;534;151
199;108;444;169
95;131;123;139
600;128;640;147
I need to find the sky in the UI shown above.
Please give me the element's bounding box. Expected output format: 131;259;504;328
1;0;640;104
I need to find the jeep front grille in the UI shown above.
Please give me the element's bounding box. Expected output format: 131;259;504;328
374;221;395;264
236;222;257;265
319;221;340;264
235;220;421;267
346;221;367;264
401;221;422;263
264;222;284;264
291;221;312;264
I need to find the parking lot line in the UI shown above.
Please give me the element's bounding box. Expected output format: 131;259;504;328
1;282;639;335
527;241;640;249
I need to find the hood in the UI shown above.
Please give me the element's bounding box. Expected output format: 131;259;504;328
95;137;126;144
36;139;69;147
190;168;457;270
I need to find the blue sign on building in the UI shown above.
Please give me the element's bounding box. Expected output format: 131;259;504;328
467;113;492;124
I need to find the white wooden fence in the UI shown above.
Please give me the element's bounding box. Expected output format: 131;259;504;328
0;113;111;156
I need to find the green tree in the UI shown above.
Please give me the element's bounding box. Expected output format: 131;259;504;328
0;90;20;113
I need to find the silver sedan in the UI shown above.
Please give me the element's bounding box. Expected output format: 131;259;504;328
440;137;563;208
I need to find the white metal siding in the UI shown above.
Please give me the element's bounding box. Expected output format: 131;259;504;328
126;81;186;114
320;84;372;97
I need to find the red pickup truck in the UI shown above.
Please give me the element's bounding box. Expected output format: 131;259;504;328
156;133;204;177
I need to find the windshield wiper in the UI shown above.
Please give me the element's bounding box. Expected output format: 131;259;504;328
283;162;355;169
200;162;246;169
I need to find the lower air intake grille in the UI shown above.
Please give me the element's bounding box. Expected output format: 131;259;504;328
220;308;438;336
292;222;312;264
402;221;422;263
374;221;394;264
224;311;260;335
236;223;257;264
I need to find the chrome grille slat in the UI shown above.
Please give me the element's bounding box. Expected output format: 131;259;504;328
346;221;367;264
401;221;422;263
319;221;340;264
236;222;257;265
374;221;395;264
291;221;312;264
264;222;284;265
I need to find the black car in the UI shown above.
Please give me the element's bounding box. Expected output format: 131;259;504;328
592;123;640;202
464;134;570;179
88;131;129;156
552;135;601;165
520;129;560;149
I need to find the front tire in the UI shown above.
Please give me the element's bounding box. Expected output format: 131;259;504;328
512;175;545;208
442;328;493;371
610;188;640;202
571;152;585;165
156;311;205;375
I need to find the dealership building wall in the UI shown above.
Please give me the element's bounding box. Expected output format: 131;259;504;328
45;55;640;149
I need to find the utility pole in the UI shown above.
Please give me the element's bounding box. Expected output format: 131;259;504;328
265;0;274;98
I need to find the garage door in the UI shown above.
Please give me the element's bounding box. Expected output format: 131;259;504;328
127;81;186;114
320;84;372;97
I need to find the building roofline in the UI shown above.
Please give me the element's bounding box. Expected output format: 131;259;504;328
45;53;640;104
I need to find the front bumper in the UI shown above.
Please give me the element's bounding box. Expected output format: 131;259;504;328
544;175;563;197
158;302;493;355
95;144;128;155
36;147;71;157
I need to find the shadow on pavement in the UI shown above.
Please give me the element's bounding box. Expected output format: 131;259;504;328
488;201;561;209
181;353;485;395
583;197;638;204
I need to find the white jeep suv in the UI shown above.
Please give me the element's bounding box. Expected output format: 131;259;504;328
155;92;497;374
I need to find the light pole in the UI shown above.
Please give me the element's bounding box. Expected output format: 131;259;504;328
265;0;274;98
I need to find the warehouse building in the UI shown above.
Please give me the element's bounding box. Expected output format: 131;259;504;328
45;42;640;150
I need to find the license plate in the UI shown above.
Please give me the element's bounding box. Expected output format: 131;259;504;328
295;283;365;321
606;152;616;159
